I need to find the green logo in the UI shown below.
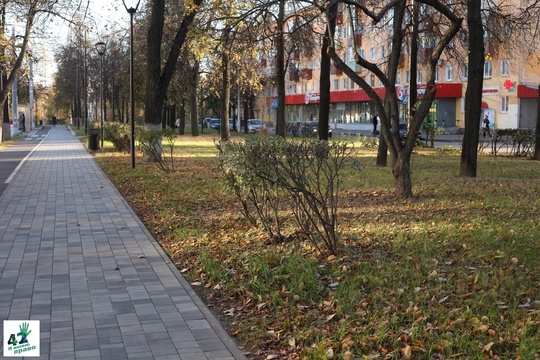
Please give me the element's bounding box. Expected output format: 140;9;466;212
3;320;40;357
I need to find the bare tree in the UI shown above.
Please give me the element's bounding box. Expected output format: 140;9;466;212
145;0;203;128
327;0;462;198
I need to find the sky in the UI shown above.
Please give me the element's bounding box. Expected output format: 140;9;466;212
32;0;139;85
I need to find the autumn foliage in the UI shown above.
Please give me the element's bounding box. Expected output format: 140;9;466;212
217;138;353;254
95;134;540;360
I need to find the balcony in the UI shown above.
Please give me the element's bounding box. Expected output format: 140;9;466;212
302;68;313;80
346;61;362;72
330;64;343;75
293;50;301;61
354;33;362;46
484;38;499;55
289;70;300;82
418;48;432;64
336;14;344;25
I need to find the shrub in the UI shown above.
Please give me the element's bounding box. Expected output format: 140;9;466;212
137;127;177;172
217;137;353;254
104;123;131;153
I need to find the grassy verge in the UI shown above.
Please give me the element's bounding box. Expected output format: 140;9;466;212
95;135;540;359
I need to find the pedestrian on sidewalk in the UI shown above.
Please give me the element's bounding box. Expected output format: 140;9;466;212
372;113;379;135
482;115;491;138
52;116;57;127
18;113;25;132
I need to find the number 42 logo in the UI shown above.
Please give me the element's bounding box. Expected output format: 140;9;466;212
3;320;40;357
8;322;32;345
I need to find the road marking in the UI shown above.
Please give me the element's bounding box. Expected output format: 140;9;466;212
5;132;49;184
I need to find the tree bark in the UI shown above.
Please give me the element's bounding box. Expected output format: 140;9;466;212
318;2;337;141
179;97;185;135
275;0;286;137
393;152;413;199
460;0;484;177
190;61;199;137
220;45;231;141
145;0;202;127
534;84;540;160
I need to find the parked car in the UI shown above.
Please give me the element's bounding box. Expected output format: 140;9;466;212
247;119;265;133
202;117;220;129
300;121;333;138
216;119;237;131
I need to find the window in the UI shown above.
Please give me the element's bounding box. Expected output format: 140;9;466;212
370;75;375;87
417;69;423;84
434;68;439;82
350;78;355;89
311;82;315;92
501;96;509;113
396;72;400;84
484;61;492;78
381;45;387;58
404;70;410;84
343;78;348;90
445;66;453;81
500;59;510;76
333;79;339;91
462;65;468;80
370;48;375;61
347;47;354;62
360;49;365;59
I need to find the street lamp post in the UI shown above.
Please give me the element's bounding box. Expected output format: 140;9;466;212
84;32;88;134
122;0;141;170
95;41;106;148
73;58;79;129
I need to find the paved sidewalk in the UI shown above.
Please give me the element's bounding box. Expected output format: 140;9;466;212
0;126;246;359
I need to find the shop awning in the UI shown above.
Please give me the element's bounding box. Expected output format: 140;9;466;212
481;101;489;109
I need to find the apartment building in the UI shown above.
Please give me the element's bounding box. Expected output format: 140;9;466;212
255;4;539;132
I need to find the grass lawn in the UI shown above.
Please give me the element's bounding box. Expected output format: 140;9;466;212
94;133;539;360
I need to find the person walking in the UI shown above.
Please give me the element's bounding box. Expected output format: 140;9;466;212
18;113;26;132
372;113;378;134
482;115;491;138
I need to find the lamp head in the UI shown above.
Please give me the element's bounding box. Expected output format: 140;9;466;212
122;0;141;14
95;42;106;56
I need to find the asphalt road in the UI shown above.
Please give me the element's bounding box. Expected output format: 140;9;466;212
0;126;51;196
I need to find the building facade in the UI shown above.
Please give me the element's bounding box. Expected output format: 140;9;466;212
255;3;540;133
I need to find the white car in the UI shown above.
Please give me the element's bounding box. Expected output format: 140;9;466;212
247;119;264;133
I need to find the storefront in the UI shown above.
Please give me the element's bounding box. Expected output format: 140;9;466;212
518;85;539;129
271;83;462;130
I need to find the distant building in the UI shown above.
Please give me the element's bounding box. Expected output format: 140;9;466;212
255;3;539;132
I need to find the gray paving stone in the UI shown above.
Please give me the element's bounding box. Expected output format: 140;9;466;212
0;127;245;359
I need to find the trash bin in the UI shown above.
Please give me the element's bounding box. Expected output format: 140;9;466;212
88;128;100;150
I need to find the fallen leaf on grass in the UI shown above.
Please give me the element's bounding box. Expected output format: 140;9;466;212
401;344;412;359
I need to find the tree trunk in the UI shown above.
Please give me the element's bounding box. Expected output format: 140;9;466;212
145;0;202;127
220;46;231;141
460;0;484;177
318;2;337;141
190;61;199;136
243;97;249;133
376;136;388;166
393;153;413;199
275;0;286;137
409;1;419;134
179;97;185;135
534;84;540;160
